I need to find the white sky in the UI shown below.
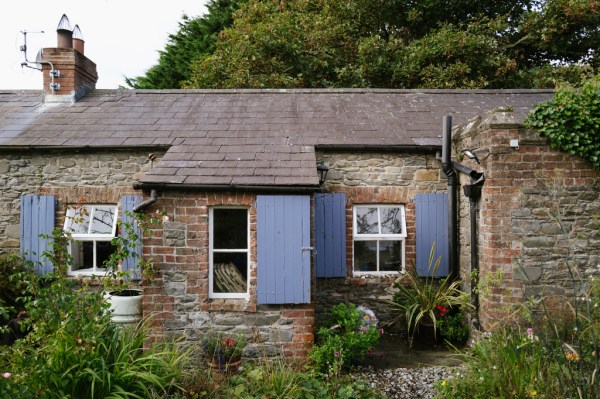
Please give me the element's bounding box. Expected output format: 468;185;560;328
1;0;209;90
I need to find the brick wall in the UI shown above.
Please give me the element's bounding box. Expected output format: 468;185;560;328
141;191;314;360
454;110;600;330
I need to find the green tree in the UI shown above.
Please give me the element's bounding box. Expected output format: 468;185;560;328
184;0;599;89
125;0;246;89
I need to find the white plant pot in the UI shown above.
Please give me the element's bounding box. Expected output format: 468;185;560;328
105;289;142;328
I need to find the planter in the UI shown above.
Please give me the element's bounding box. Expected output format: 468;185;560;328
413;321;442;347
208;356;242;378
105;289;142;328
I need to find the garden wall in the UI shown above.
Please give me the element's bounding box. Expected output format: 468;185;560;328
454;109;600;330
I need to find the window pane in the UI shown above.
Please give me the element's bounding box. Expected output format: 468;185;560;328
96;241;116;269
380;207;403;234
353;240;378;272
213;252;248;293
213;209;247;249
65;207;91;234
71;240;93;271
90;206;117;234
379;240;403;272
355;207;378;234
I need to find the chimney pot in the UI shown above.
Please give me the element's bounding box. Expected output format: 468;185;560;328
56;14;73;48
72;25;85;54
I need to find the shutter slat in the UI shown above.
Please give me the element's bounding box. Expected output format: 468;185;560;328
415;193;449;277
20;195;55;274
315;193;346;277
257;195;310;304
121;196;143;280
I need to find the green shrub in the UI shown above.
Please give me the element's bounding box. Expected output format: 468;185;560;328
0;251;34;318
309;303;382;372
0;228;190;399
436;307;470;346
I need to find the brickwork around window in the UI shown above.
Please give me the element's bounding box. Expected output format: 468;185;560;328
454;110;600;331
141;191;314;360
314;152;447;327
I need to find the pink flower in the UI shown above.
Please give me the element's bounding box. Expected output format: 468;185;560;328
526;328;534;336
379;328;385;335
334;351;341;358
2;372;11;378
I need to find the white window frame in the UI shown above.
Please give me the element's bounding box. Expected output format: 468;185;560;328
352;204;406;275
63;204;119;276
209;207;250;300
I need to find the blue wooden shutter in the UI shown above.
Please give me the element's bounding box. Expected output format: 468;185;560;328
315;193;346;278
121;196;143;280
415;193;449;277
257;195;311;304
20;195;55;274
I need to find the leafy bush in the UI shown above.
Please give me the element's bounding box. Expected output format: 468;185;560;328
0;228;190;399
525;74;600;169
435;306;470;346
0;251;34;318
196;356;385;399
309;303;382;372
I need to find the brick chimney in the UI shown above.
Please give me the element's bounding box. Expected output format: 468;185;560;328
41;15;98;103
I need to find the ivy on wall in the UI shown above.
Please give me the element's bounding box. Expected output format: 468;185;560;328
525;75;600;170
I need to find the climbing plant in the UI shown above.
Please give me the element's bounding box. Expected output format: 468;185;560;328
525;75;600;169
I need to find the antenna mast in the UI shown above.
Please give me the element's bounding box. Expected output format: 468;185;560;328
19;30;60;93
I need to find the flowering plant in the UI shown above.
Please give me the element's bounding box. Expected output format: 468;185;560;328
201;331;246;363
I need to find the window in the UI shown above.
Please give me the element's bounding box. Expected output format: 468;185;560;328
209;208;249;299
353;205;406;274
64;204;118;274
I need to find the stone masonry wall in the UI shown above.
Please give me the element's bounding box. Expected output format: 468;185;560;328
142;191;314;360
0;148;163;251
315;151;447;328
454;110;600;330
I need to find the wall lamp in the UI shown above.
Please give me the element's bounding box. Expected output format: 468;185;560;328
460;148;490;165
317;163;329;185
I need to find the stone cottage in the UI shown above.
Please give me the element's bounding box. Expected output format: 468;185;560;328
1;21;598;358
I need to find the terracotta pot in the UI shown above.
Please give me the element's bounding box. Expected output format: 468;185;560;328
208;356;242;377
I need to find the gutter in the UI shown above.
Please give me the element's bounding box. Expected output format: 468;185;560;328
133;189;158;213
132;182;322;193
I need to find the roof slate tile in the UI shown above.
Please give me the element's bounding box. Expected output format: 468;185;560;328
0;89;554;187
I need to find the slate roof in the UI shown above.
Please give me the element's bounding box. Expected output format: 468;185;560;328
0;88;554;188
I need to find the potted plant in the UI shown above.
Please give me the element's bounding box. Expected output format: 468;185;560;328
391;244;473;347
201;331;246;374
99;210;163;327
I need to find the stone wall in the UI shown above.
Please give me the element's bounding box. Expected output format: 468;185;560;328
315;151;447;328
454;110;600;329
0;148;163;251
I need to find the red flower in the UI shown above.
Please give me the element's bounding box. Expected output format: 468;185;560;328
436;305;448;317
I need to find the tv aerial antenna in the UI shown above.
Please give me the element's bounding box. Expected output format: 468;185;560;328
19;30;60;92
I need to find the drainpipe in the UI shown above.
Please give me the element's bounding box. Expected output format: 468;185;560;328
132;189;158;213
441;116;458;278
463;175;484;328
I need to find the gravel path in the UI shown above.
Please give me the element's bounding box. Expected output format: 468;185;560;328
351;365;457;399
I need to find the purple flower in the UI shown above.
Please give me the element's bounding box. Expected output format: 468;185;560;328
379;328;384;335
526;328;534;336
334;351;341;358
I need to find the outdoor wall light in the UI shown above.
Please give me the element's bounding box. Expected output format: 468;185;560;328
461;149;480;164
317;163;329;185
460;148;490;164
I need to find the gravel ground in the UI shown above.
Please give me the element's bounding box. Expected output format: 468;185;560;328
351;365;457;399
